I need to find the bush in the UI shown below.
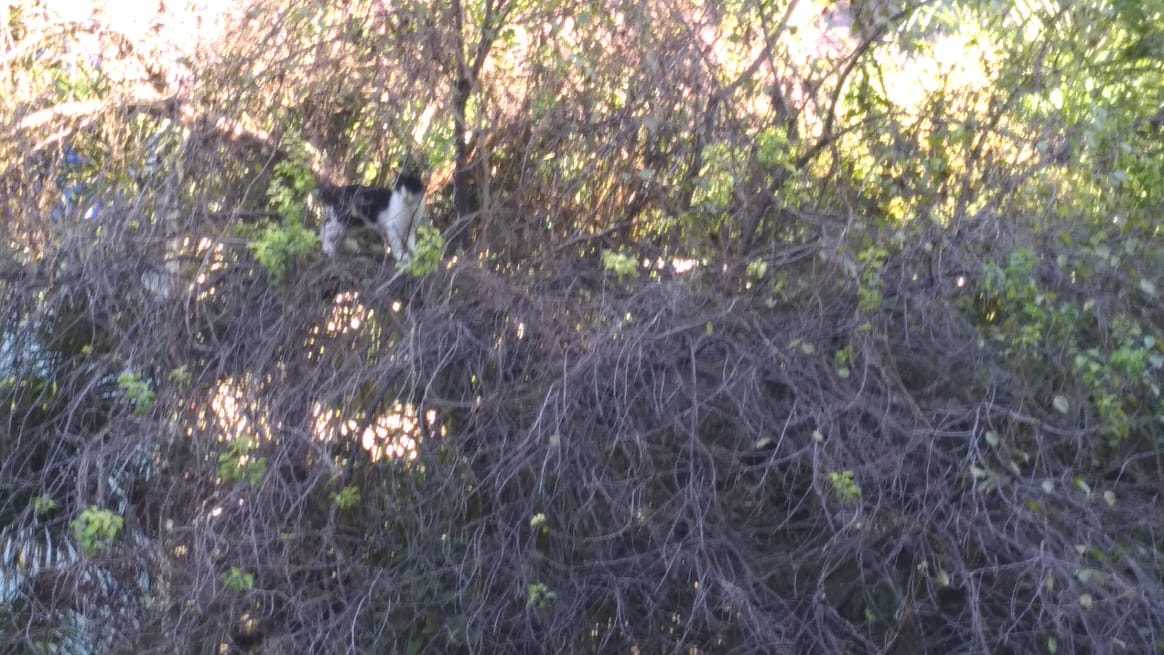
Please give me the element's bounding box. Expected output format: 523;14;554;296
70;507;123;556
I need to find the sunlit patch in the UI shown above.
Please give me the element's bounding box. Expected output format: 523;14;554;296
310;403;340;443
191;376;440;466
784;0;853;64
882;27;999;113
311;401;441;462
304;292;378;358
188;375;273;445
144;236;229;301
672;258;699;274
322;291;372;336
192;239;227;301
516;321;526;339
932;31;996;90
35;1;241;142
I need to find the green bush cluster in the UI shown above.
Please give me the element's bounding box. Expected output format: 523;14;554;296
251;157;320;281
855;245;889;314
402;225;445;278
979;248;1056;353
251;221;318;282
601;250;637;280
31;495;57;517
223;567;255;592
333;484;362;510
827;470;862;504
1071;316;1162;444
526;582;557;608
975;247;1163;445
116;371;155;416
70;507;123;556
217;437;268;487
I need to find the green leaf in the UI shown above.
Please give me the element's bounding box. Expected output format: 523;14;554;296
224;566;255;592
32;495;57;516
1074;478;1092;497
333;485;361;510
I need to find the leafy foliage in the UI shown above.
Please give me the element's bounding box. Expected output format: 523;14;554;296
250;221;318;282
223;567;255;592
827;470;862;504
332;484;361;510
250;157;320;281
31;496;56;517
601;249;637;280
70;507;123;557
855;245;889;314
526;582;557;609
116;371;156;416
401;225;444;278
217;438;267;487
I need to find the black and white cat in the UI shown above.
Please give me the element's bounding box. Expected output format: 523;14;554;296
318;175;427;262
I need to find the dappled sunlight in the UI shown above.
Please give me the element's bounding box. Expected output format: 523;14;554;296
670;257;700;274
192;374;437;464
142;236;228;302
193;375;273;445
304;291;378;358
311;401;439;462
190;237;228;302
38;0;238;82
784;0;854;65
321;291;373;337
883;29;1000;112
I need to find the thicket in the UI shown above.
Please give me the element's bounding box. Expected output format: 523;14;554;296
2;1;1163;652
